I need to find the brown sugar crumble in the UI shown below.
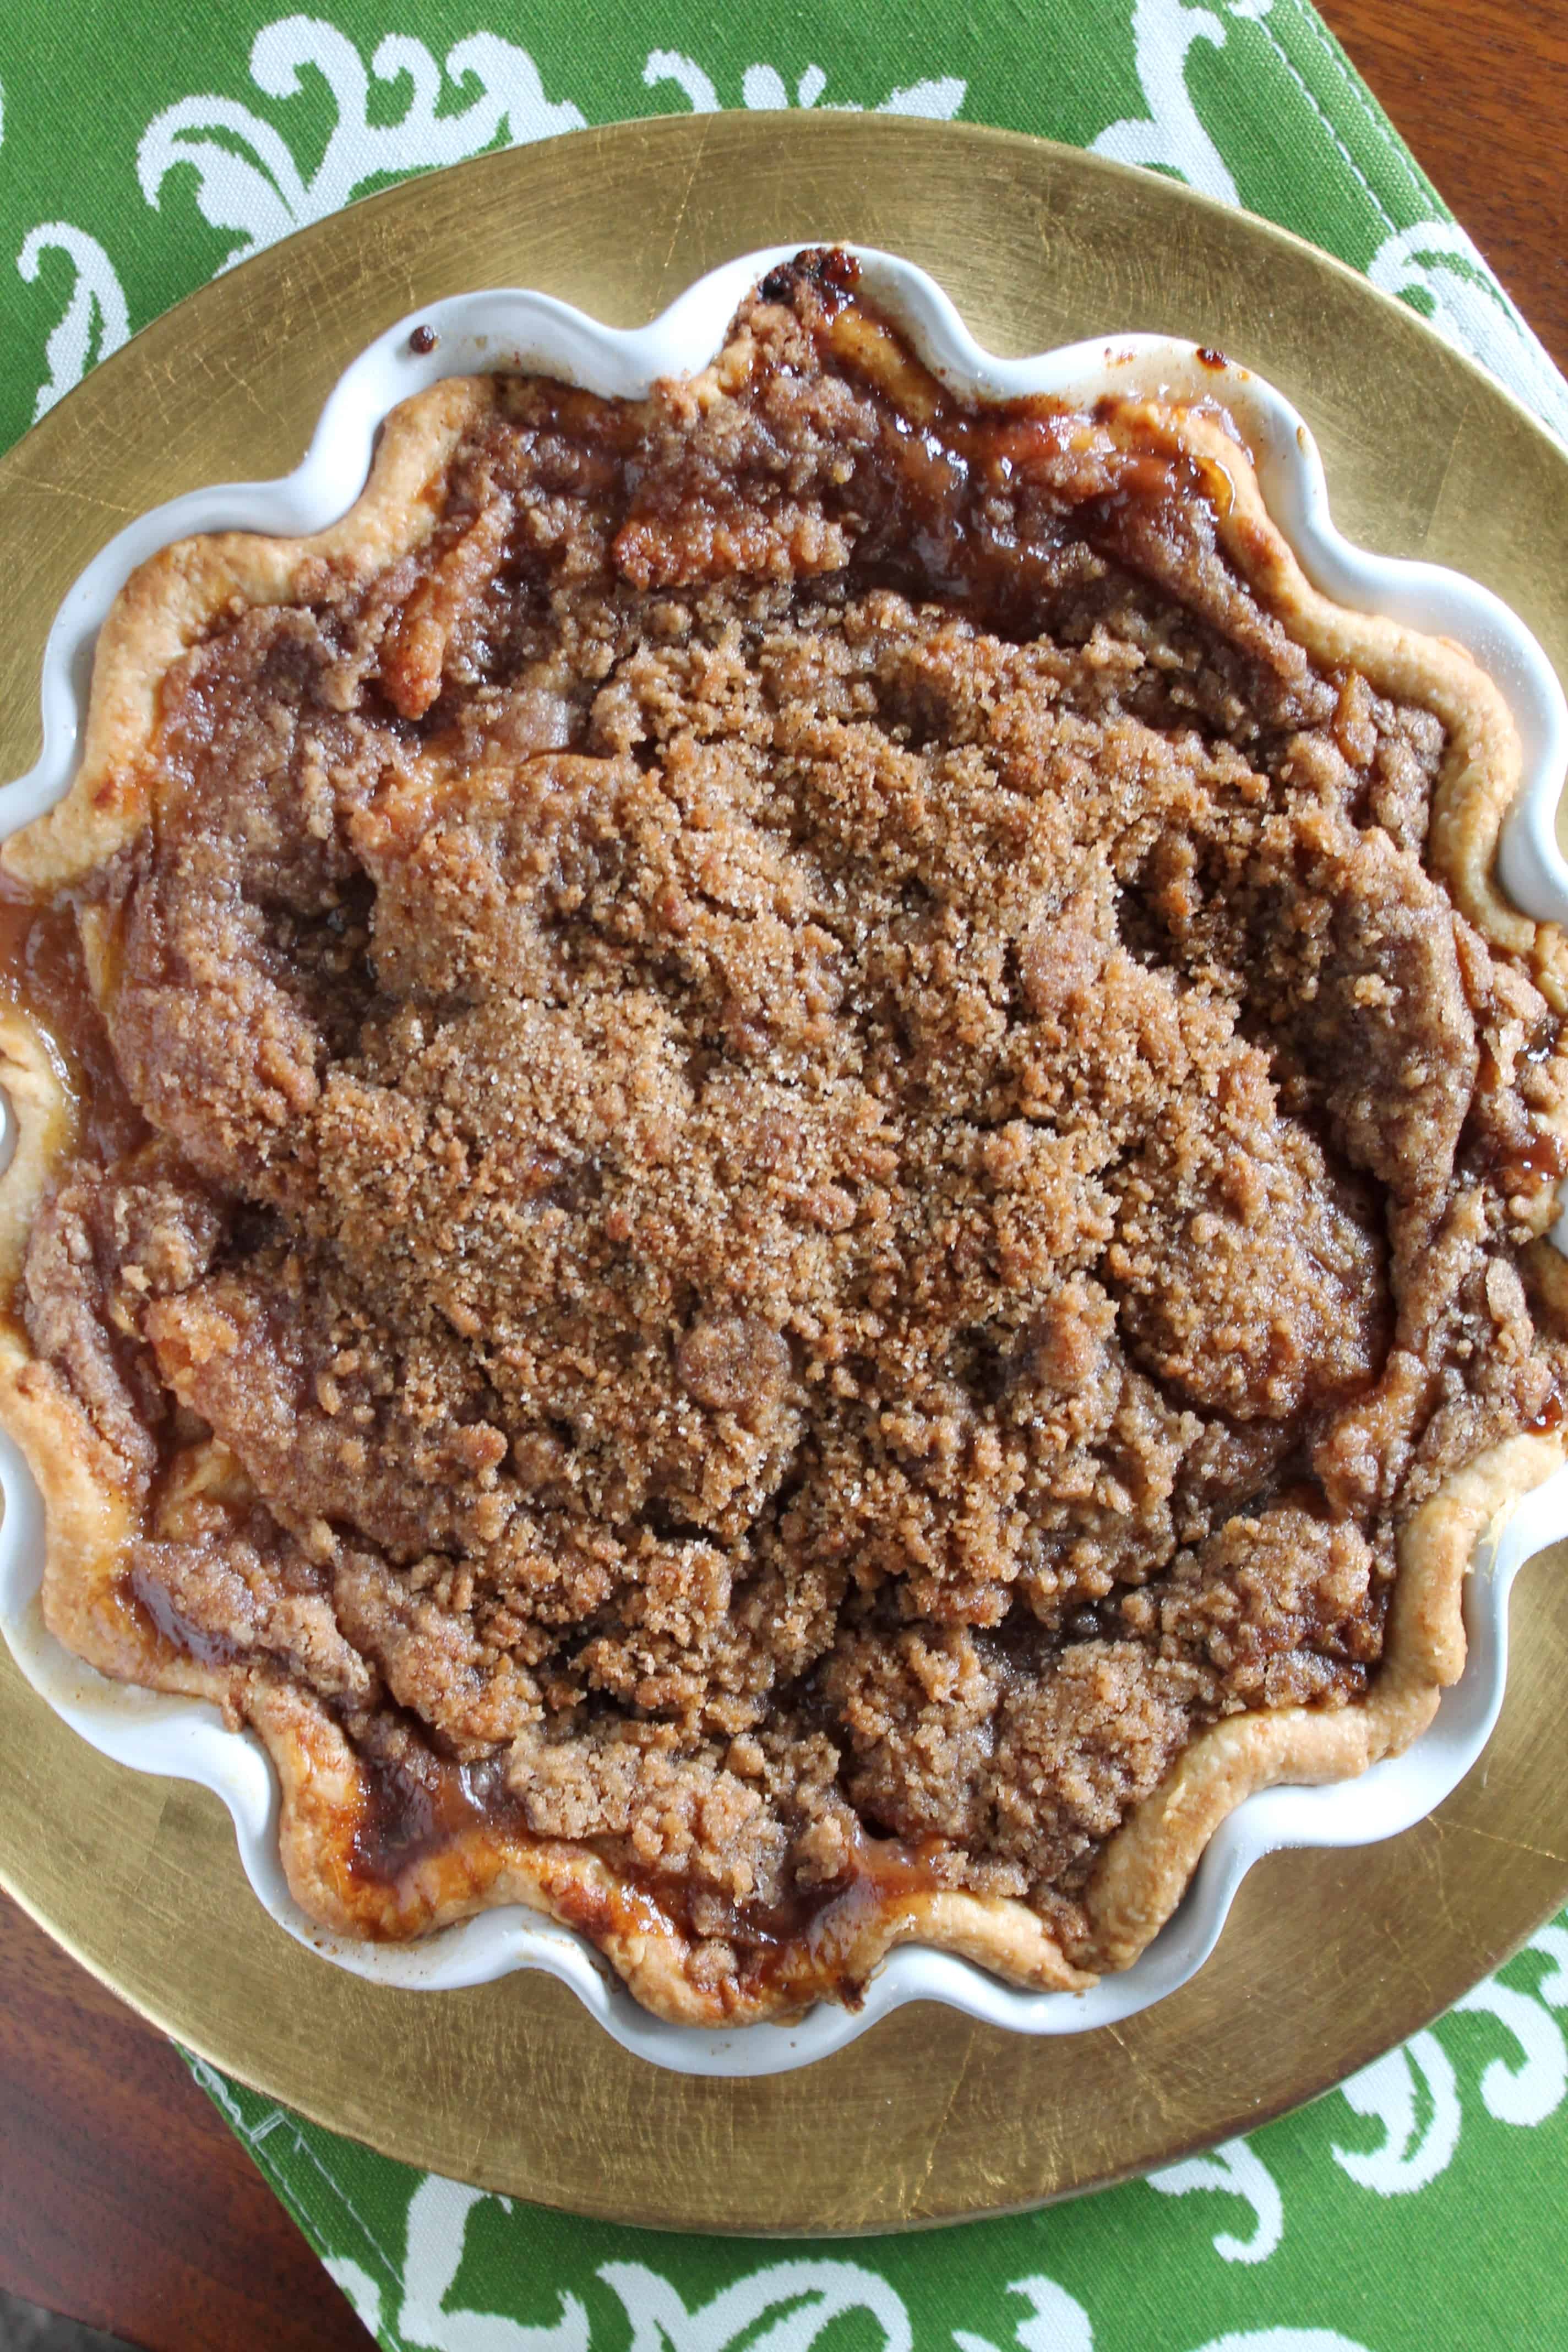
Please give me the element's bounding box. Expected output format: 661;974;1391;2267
7;247;1568;2011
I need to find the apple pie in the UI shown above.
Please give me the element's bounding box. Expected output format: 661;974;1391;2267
2;249;1565;2024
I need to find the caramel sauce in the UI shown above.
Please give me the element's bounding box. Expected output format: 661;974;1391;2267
737;250;1253;640
0;873;146;1174
350;1749;514;1883
349;1738;955;2001
126;1560;243;1673
554;1830;959;2006
1495;1134;1568;1194
1466;1036;1567;1199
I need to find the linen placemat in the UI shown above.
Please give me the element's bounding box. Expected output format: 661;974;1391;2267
3;4;1566;2346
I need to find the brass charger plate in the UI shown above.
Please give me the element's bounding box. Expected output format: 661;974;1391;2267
2;114;1567;2236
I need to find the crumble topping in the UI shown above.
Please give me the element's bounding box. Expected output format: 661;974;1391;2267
9;250;1567;2000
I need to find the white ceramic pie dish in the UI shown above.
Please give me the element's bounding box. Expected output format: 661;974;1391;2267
2;244;1566;2079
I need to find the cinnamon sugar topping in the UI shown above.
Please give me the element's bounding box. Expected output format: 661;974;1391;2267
9;251;1567;2009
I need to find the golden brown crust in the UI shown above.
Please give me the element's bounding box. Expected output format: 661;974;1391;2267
2;379;496;893
251;1679;1091;2021
1170;404;1568;1013
1;363;1562;2028
0;1012;222;1701
1083;1430;1564;1968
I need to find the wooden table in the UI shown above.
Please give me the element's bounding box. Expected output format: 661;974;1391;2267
1319;0;1565;372
0;1896;372;2351
1;8;1563;2344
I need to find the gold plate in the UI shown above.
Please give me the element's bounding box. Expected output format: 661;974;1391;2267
2;114;1567;2236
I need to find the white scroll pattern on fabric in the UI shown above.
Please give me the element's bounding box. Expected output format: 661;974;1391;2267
1145;2136;1285;2263
397;2178;591;2350
0;76;129;420
186;1912;1568;2331
327;2205;1384;2352
16;224;129;418
1136;1926;1568;2261
1327;1926;1568;2199
641;50;966;118
1368;220;1568;442
323;2256;391;2340
1090;0;1273;205
111;4;1564;449
954;2276;1371;2352
600;2258;914;2352
1329;2031;1462;2195
1089;0;1565;443
136;12;585;268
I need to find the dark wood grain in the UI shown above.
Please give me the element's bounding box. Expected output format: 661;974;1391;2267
0;1894;372;2352
1317;0;1566;372
0;8;1562;2339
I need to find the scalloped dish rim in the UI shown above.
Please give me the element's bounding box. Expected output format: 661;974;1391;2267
2;243;1566;2078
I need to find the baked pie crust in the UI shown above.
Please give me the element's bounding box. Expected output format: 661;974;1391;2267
2;253;1566;2025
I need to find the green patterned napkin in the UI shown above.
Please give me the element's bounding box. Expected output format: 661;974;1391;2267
4;3;1566;2346
190;1920;1568;2349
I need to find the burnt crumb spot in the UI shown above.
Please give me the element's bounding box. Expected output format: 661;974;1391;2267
802;244;861;293
759;246;861;312
409;323;439;355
